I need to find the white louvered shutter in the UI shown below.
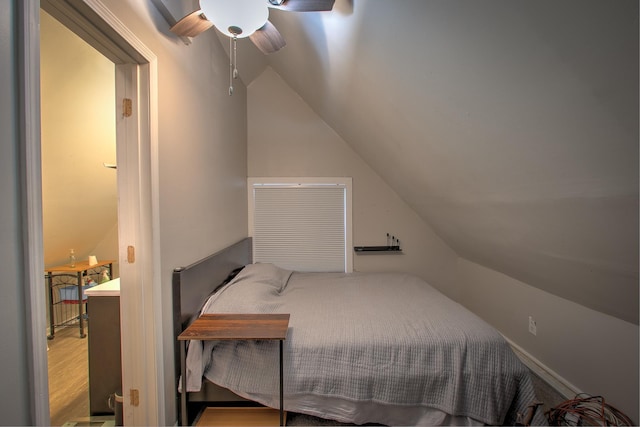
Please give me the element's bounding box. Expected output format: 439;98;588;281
253;186;346;272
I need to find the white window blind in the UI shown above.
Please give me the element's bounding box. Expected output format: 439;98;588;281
252;184;348;272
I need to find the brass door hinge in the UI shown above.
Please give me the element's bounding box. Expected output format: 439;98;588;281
130;389;140;407
123;98;133;117
127;246;135;263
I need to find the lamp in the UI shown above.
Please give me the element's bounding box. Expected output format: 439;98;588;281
200;0;269;38
200;0;269;95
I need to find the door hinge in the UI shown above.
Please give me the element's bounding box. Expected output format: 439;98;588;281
130;388;140;407
127;246;135;263
123;98;133;117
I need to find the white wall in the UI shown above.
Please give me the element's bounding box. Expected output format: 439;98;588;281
458;259;639;423
248;67;459;298
40;10;119;269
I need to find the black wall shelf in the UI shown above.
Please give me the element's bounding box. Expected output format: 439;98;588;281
354;246;402;253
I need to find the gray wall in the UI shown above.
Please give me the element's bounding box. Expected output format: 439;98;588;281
5;0;637;424
248;67;460;299
85;1;250;424
459;259;639;422
0;1;31;424
265;0;639;326
249;66;639;423
254;3;639;419
3;0;249;424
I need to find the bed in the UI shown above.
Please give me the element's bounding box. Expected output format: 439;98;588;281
173;238;545;426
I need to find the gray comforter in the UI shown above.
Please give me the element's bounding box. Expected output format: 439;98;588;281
186;263;543;425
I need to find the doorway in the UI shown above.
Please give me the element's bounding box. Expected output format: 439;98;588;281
23;1;162;425
40;8;118;424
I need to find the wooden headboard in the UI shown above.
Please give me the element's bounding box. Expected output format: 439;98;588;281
172;237;252;397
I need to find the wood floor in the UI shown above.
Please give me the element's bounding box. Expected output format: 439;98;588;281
47;324;91;426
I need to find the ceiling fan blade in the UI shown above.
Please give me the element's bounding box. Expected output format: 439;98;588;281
268;0;335;12
170;10;213;38
250;21;286;54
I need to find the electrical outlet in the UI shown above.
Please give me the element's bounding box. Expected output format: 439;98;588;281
528;316;537;336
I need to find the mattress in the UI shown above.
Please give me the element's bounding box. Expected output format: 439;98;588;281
184;263;544;426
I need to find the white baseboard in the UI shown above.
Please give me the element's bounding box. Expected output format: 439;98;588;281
504;336;581;400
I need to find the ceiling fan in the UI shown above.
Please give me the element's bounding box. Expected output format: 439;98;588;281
170;0;336;55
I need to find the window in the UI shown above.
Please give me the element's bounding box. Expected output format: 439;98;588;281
248;178;353;272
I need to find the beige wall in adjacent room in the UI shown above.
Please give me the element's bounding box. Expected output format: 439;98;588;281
40;10;118;269
248;67;459;299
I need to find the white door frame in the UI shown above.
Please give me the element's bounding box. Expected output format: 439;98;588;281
21;1;162;425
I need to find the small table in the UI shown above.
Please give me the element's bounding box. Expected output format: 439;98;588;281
178;313;290;426
45;259;114;338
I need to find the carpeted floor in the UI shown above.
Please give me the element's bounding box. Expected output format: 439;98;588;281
529;371;566;420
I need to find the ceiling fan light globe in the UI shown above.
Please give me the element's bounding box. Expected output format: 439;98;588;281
201;0;269;38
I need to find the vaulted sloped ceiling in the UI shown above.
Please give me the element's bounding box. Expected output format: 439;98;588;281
185;0;638;324
249;0;638;324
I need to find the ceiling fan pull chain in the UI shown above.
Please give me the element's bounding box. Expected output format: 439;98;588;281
229;35;239;96
233;35;239;79
228;36;234;95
